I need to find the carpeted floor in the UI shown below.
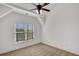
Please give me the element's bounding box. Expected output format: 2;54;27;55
0;43;77;56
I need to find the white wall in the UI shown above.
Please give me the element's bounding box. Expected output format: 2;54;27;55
0;12;42;54
43;4;79;55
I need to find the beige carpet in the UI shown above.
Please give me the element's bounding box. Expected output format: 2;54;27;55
0;43;77;56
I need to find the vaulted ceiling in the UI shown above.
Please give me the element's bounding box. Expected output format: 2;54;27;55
0;3;56;26
0;4;11;16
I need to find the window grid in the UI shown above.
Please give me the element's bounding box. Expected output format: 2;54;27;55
16;23;33;42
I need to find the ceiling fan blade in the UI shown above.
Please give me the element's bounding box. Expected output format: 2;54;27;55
42;8;50;12
42;3;49;7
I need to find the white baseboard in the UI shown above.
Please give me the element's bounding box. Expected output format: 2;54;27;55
42;41;79;56
0;41;41;54
1;40;79;56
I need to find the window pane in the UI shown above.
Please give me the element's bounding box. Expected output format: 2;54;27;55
27;24;33;40
16;33;25;41
28;24;32;31
24;24;27;32
28;24;33;33
16;23;24;32
27;33;33;40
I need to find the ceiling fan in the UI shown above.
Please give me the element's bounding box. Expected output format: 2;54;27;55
30;3;50;14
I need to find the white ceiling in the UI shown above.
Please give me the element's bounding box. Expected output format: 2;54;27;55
9;3;36;10
0;4;11;16
0;3;55;15
0;3;56;25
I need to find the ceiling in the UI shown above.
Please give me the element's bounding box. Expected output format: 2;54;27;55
0;3;56;25
0;4;11;16
0;3;55;15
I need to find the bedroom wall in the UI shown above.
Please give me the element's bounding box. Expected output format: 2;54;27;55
0;12;42;54
43;4;79;55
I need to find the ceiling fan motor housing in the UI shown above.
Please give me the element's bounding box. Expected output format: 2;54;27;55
37;5;42;10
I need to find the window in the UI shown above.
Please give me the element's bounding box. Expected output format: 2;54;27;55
16;23;34;42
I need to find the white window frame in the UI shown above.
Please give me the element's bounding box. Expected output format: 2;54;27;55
15;23;34;44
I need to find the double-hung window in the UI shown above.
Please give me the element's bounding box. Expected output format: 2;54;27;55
16;23;33;42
